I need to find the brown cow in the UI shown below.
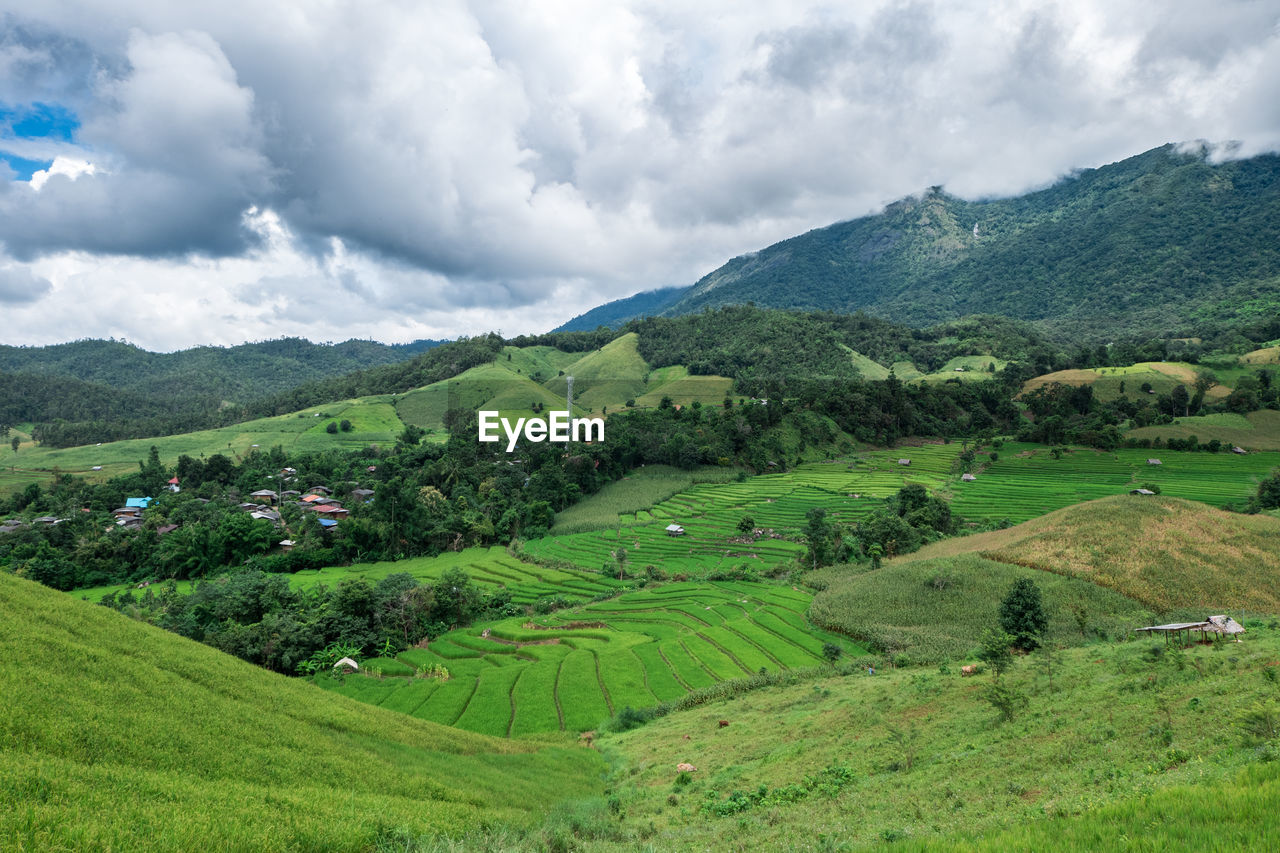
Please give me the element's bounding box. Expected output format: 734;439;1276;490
676;763;697;773
960;665;977;676
718;719;729;728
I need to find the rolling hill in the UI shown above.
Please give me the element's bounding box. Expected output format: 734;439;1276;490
0;571;604;850
659;144;1280;342
893;494;1280;614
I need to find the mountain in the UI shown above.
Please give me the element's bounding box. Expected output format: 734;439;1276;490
552;285;690;332
662;144;1280;342
0;337;444;404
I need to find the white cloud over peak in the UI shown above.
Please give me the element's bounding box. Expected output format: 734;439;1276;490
0;0;1277;350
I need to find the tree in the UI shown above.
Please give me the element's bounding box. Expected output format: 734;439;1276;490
339;419;353;432
325;421;339;434
999;578;1048;650
11;436;19;453
977;628;1014;677
1258;472;1280;510
737;515;755;535
803;507;836;568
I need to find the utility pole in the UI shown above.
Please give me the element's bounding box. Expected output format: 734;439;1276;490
566;375;574;446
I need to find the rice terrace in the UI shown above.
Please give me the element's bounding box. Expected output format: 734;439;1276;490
8;15;1280;849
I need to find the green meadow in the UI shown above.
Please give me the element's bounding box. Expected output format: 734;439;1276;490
0;571;604;851
579;627;1280;851
0;396;412;494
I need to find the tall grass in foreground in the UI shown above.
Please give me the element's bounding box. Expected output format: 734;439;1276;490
0;572;604;851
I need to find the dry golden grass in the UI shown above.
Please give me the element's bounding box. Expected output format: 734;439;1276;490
1242;345;1280;365
896;495;1280;613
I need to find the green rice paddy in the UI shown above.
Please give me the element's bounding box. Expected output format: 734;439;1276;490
316;580;864;738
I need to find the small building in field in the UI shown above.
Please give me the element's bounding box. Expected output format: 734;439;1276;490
898;458;911;466
279;539;296;552
1232;446;1247;455
961;473;976;482
1147;458;1162;466
665;523;685;536
333;657;360;672
1129;488;1156;496
1137;615;1245;644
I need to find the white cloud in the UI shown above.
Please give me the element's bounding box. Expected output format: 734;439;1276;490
0;0;1277;349
28;155;95;190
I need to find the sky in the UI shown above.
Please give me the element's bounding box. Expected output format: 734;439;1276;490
2;1;1279;352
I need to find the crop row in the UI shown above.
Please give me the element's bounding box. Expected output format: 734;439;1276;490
323;582;863;737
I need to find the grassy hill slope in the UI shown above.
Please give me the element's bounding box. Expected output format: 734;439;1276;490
808;553;1151;663
902;495;1280;613
0;572;604;851
584;627;1280;850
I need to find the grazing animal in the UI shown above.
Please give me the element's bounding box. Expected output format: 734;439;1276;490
718;720;729;728
676;763;697;773
682;734;691;740
579;731;595;748
961;665;977;676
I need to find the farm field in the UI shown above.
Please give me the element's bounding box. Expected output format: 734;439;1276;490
524;445;964;574
1021;361;1237;402
0;396;412;494
1128;409;1280;451
73;545;629;606
585;626;1280;851
903;495;1280;614
549;464;744;535
0;571;605;851
316;580;865;738
947;442;1280;524
808;552;1152;663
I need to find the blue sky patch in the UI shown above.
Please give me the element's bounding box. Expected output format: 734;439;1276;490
2;102;80;142
1;102;79;180
1;153;54;181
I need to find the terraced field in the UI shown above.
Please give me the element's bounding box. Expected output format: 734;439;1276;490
318;581;864;738
524;445;963;573
949;443;1280;524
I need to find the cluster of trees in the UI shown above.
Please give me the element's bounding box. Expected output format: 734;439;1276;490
102;568;514;674
1019;371;1279;451
799;483;960;571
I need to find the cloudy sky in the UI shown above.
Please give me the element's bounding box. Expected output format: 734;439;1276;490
2;1;1279;351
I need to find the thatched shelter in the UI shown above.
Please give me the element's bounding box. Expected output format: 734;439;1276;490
1137;616;1245;645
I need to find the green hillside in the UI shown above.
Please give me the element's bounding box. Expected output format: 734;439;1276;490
663;145;1280;342
0;337;438;403
0;572;604;850
582;630;1280;850
808;553;1151;663
0;395;412;494
902;495;1280;614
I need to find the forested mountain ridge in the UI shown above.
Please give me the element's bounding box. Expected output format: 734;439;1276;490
661;144;1280;342
551;285;690;332
0;336;443;403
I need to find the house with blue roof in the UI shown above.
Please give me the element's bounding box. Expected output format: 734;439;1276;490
124;497;154;509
